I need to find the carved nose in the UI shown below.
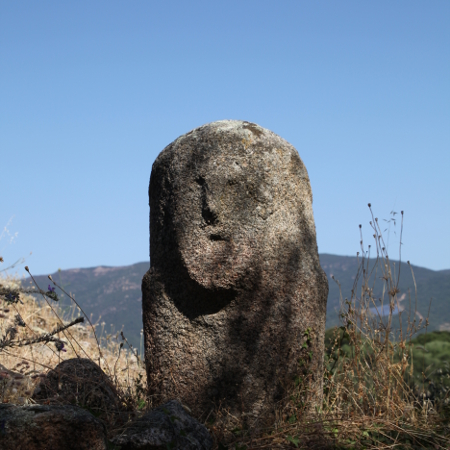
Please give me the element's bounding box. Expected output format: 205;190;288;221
202;201;219;225
196;176;220;225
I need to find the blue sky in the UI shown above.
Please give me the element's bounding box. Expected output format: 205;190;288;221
1;1;449;279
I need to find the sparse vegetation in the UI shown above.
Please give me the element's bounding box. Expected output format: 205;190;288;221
0;261;147;439
1;204;449;448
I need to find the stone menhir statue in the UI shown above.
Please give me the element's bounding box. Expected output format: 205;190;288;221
142;120;328;427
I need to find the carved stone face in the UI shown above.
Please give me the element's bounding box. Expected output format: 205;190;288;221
174;152;267;290
151;120;315;291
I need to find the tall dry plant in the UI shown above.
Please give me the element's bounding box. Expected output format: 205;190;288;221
218;205;450;449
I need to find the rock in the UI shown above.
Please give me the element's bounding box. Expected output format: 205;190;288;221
142;120;329;426
0;403;108;450
0;363;35;404
32;358;124;426
111;400;213;450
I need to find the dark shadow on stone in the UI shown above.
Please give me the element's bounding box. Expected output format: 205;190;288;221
169;277;238;320
198;228;323;428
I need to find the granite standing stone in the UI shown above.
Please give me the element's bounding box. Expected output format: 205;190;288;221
142;120;328;426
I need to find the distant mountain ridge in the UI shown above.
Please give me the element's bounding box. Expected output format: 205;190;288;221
20;262;148;351
20;254;450;350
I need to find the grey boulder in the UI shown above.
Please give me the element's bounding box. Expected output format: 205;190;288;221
111;400;213;450
32;357;125;428
0;403;108;450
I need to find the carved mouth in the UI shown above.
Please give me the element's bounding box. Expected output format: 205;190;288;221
209;234;229;242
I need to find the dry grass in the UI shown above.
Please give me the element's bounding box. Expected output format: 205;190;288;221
1;205;450;449
0;269;146;415
210;205;450;449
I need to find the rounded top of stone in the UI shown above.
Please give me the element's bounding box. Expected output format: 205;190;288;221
174;120;275;144
197;119;265;133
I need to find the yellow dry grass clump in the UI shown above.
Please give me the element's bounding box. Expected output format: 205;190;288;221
0;271;146;408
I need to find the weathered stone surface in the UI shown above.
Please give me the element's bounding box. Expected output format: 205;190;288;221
142;120;328;426
32;358;123;425
111;400;213;450
0;403;108;450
